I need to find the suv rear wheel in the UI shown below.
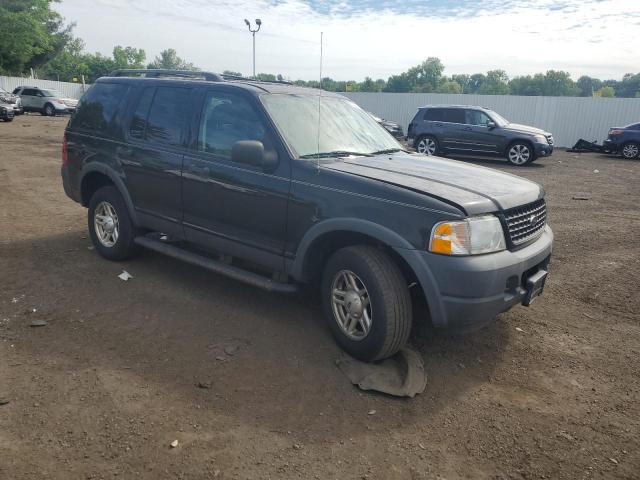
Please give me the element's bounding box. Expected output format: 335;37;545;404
88;186;142;261
322;246;412;362
621;142;639;159
507;141;535;166
416;135;439;155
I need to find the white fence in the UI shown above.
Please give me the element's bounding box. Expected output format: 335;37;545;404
0;76;88;100
344;93;640;148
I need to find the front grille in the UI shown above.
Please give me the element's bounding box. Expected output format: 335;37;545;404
504;199;547;246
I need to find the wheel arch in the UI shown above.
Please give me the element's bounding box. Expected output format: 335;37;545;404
505;137;535;156
80;164;139;226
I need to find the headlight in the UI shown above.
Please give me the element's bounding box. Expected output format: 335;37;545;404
429;215;506;255
534;134;547;143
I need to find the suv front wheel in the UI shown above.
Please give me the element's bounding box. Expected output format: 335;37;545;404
88;186;142;261
322;246;412;362
507;141;535;166
621;142;639;159
416;135;439;156
42;103;56;116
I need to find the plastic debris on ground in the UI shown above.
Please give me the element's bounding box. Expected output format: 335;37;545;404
118;271;133;281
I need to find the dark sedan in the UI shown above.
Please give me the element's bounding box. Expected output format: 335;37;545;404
603;123;640;159
369;112;404;139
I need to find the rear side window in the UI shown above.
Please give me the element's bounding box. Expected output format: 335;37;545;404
440;108;463;124
144;87;190;146
129;88;154;139
70;83;129;133
22;88;38;96
423;108;444;121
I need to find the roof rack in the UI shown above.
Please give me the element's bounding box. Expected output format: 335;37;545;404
108;69;294;86
109;69;224;82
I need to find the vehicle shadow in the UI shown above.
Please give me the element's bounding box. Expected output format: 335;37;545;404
2;229;510;441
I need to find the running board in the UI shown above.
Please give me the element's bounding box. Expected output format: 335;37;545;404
134;236;298;294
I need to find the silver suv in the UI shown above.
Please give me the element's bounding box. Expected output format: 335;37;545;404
12;86;78;116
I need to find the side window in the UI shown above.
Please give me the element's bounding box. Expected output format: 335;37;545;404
442;109;465;124
465;110;492;125
145;87;190;146
69;82;129;133
423;108;444;121
198;91;267;157
22;89;36;96
13;88;20;94
128;87;154;139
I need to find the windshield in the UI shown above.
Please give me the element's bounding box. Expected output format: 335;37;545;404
488;110;509;127
261;94;401;158
41;89;63;97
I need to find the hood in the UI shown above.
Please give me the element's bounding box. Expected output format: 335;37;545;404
503;123;549;136
322;153;543;215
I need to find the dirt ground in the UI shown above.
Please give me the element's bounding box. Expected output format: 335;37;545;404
1;114;639;480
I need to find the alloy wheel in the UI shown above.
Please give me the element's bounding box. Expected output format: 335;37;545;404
330;270;372;341
417;137;436;155
508;144;531;165
622;143;639;159
94;201;119;247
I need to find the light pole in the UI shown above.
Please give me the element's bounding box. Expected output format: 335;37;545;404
244;18;261;78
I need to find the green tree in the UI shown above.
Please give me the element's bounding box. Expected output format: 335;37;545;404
576;75;601;97
595;86;615;97
384;73;412;92
467;73;486;93
406;57;444;92
147;48;196;70
435;80;462;94
0;0;73;75
451;74;470;93
540;70;578;96
477;70;509;95
222;70;243;77
112;46;146;70
509;74;544;96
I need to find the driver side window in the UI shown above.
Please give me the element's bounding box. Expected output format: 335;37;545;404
465;110;492;126
198;91;267;157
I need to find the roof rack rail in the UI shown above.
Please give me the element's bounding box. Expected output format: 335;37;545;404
221;73;294;86
109;69;224;82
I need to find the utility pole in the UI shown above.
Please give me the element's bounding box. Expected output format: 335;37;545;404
244;18;262;78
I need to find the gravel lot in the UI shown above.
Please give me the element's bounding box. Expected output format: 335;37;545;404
1;115;639;479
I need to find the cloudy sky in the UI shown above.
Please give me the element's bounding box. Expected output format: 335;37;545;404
55;0;640;81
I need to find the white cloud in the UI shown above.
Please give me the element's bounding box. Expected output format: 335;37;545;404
55;0;640;80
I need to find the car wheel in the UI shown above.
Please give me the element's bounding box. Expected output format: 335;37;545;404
507;142;535;165
88;186;142;261
416;135;439;155
621;142;639;159
322;246;412;362
4;117;13;122
42;103;55;116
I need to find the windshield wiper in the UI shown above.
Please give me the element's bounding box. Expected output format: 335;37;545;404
370;148;410;155
299;150;373;159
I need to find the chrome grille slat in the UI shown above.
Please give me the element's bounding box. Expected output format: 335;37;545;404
504;199;547;246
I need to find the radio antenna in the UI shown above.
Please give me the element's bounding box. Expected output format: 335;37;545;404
316;31;323;173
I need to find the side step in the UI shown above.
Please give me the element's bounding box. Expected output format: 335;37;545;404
134;236;298;294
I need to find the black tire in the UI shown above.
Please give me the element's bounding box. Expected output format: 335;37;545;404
621;142;639;159
506;141;536;166
322;246;412;362
3;118;13;122
415;135;439;155
88;186;142;261
42;103;55;116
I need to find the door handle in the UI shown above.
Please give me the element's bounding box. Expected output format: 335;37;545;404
188;163;209;175
464;126;472;131
117;146;134;157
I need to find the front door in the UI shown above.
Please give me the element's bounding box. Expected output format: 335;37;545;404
181;87;291;271
463;109;502;154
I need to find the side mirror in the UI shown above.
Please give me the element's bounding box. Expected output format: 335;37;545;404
486;121;496;130
231;140;278;171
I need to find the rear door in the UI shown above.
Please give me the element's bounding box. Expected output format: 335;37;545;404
462;109;502;154
20;88;38;110
439;108;469;151
120;84;192;237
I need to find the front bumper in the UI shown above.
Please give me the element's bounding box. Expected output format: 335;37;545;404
534;141;554;157
602;139;618;152
396;225;553;332
0;109;14;120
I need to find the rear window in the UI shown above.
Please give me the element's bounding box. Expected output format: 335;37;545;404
442;108;465;124
145;87;190;146
70;83;129;133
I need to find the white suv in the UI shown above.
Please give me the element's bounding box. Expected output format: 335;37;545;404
12;86;78;116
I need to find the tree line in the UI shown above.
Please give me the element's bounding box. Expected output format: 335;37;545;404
1;1;638;98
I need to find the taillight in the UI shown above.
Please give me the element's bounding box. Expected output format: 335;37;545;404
609;129;624;136
408;122;415;134
62;135;68;165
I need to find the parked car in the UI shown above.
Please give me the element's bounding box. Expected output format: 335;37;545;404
12;86;78;116
407;105;554;166
368;112;404;139
602;123;640;159
0;87;23;115
0;101;15;122
61;69;553;362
